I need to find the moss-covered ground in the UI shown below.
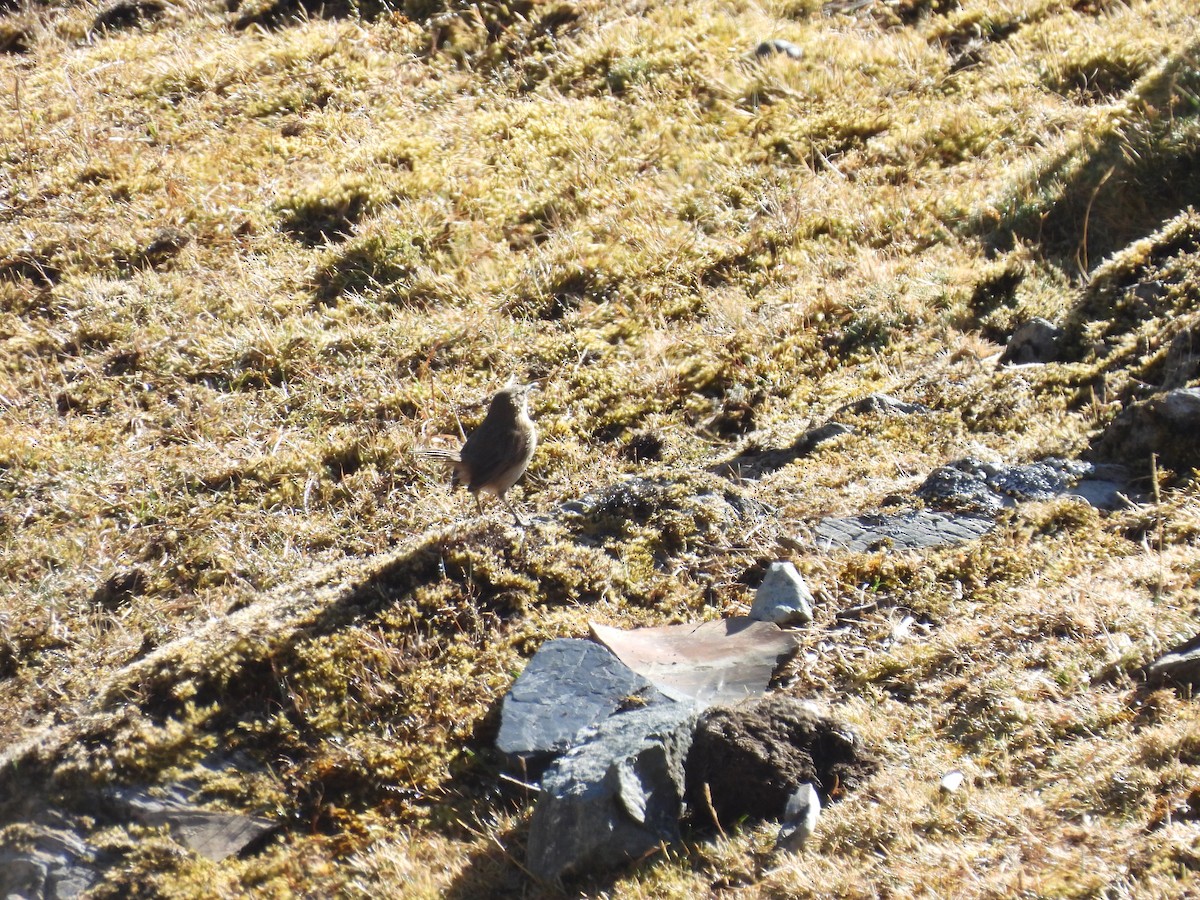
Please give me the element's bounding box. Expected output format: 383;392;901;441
2;0;1199;895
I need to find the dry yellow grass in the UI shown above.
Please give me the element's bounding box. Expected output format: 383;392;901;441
2;0;1200;895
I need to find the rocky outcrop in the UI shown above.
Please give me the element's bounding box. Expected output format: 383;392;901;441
525;702;700;882
496;638;669;776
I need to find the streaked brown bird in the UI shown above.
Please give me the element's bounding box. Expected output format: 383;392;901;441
417;382;538;525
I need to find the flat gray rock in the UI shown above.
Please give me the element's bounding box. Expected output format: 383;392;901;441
750;561;814;626
526;702;699;882
814;509;995;551
496;638;668;774
1143;632;1200;687
104;786;275;862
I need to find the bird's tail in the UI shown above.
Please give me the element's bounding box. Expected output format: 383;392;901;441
410;448;460;468
413;446;461;463
414;444;465;492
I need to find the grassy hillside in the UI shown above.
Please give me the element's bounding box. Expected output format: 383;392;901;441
2;0;1199;895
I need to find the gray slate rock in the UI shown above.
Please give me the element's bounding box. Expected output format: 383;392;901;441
496;638;667;775
1143;632;1200;688
1001;317;1064;364
103;786;275;862
814;508;995;551
917;457;1130;514
0;825;99;900
526;702;699;882
751;562;814;626
839;393;931;416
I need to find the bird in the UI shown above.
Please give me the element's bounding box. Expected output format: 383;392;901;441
417;382;538;526
774;782;821;854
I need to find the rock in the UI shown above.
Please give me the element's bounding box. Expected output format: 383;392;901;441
1142;631;1200;688
940;770;966;793
814;508;995;551
1158;388;1200;422
774;782;821;853
916;461;1005;514
0;823;100;900
102;786;276;862
496;638;668;776
0;776;273;898
755;39;804;59
1093;387;1200;474
750;561;814;626
1065;476;1130;510
916;457;1130;513
1000;317;1063;364
589;618;799;705
839;393;931;416
526;702;700;882
986;457;1090;501
684;696;877;830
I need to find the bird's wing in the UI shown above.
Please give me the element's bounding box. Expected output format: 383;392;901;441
462;425;534;493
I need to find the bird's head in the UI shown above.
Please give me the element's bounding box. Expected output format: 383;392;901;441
493;381;537;416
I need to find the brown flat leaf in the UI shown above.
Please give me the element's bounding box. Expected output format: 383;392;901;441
589;618;799;706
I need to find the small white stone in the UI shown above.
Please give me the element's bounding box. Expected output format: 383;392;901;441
774;782;821;853
940;770;966;793
751;561;814;626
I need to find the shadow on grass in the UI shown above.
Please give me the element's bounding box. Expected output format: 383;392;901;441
973;39;1200;278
